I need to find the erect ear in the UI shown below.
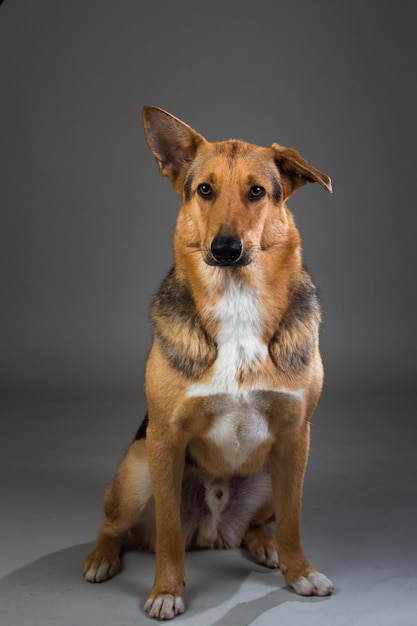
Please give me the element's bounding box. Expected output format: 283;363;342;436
271;142;332;199
142;106;205;193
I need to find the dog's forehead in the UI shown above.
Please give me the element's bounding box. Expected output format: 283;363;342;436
194;140;276;181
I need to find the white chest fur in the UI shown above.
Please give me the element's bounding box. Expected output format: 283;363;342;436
187;279;268;397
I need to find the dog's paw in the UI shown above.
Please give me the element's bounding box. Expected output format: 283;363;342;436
291;571;334;596
243;527;279;569
83;552;121;583
253;541;279;569
144;594;185;620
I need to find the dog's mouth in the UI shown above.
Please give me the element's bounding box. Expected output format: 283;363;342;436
204;253;252;268
204;236;252;267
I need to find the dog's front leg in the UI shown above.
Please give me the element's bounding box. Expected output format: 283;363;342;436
144;422;187;620
270;420;333;596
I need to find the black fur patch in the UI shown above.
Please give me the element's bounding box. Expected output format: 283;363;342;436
152;267;195;323
133;413;148;441
151;267;217;378
271;175;282;204
183;172;194;202
268;268;321;373
227;141;240;167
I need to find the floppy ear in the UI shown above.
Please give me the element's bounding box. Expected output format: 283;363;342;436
142;106;205;192
272;142;332;199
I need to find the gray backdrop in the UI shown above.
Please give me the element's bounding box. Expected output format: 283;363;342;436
1;0;416;396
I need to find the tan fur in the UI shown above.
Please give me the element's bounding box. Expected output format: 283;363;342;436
83;107;334;619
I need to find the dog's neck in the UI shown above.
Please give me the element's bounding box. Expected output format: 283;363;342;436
152;245;319;384
175;245;302;343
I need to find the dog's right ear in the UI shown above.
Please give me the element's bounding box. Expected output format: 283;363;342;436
142;106;205;193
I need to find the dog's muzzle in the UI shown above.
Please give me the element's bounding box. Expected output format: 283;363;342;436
206;236;250;267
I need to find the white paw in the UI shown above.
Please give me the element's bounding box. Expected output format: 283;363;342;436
265;547;279;569
249;539;279;569
255;544;278;569
84;559;120;583
292;571;334;596
144;594;185;620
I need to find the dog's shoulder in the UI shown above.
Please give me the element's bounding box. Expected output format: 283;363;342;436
151;267;195;325
151;267;217;378
268;267;321;374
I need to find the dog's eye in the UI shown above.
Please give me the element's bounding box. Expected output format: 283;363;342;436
249;186;266;200
197;183;213;199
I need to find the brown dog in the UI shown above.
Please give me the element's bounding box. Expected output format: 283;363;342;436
83;106;334;620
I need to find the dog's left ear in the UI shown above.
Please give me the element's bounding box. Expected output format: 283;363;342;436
142;106;205;194
271;143;332;198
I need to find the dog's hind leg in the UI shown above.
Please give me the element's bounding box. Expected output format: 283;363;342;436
83;439;153;583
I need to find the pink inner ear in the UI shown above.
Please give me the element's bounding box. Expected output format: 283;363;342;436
155;135;199;171
175;148;192;165
161;146;193;172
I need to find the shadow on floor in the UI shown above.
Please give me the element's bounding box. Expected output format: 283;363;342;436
0;542;328;625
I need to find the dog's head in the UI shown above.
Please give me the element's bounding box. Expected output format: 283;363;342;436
142;106;331;270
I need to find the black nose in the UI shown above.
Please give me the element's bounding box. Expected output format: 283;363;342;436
210;236;243;265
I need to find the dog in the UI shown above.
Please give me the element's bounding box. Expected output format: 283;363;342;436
83;106;334;620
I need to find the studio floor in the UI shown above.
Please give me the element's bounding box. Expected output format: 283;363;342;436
1;387;416;625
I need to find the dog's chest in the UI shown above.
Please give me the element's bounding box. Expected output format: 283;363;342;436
187;280;268;397
187;281;274;469
204;392;271;471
